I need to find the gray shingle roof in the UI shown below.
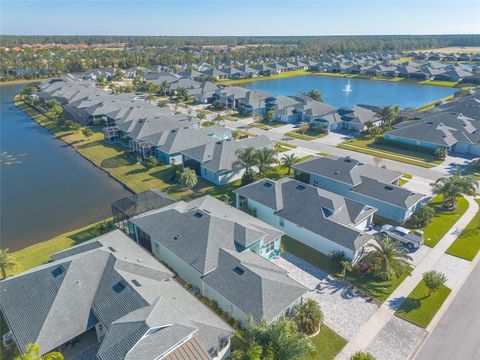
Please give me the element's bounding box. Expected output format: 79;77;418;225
0;230;232;357
181;135;273;172
234;178;376;251
203;249;307;323
293;156;401;186
131;196;282;274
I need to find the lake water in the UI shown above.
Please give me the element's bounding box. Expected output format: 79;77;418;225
243;75;456;108
0;84;131;251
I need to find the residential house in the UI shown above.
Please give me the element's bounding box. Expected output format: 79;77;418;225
234;178;377;261
237;90;272;115
312;105;380;133
384;112;480;156
129;196;307;326
293;156;427;223
202;69;228;80
214;86;249;108
182;135;273;185
0;230;233;360
188;81;220;103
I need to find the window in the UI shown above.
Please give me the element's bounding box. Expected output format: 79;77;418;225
112;282;126;293
233;266;245;275
264;241;275;253
154;242;160;254
279;218;284;227
51;266;65;278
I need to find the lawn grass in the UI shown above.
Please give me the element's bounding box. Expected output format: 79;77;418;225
445;200;480;260
218;69;310;85
415;95;454;112
276;141;298;149
302;324;347;360
285;129;327;141
418;79;459;87
316;152;332;157
416;195;469;248
337;143;435;168
343;137;441;164
281;236;408;302
399;178;409;186
395;282;451;328
7;219;112;277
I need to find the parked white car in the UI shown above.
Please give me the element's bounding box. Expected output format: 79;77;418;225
380;225;424;249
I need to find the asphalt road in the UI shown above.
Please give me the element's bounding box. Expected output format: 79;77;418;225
414;259;480;360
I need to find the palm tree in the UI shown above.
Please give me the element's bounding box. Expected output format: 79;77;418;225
146;93;156;104
176;87;189;102
291;299;323;335
255;148;278;177
303;89;323;102
233;147;259;177
432;173;477;209
364;120;374;135
375;105;396;128
280;153;298;175
423;271;447;298
160;80;170;96
180;168;198;189
0;248;15;279
360;236;412;281
414;205;435;227
339;260;352;279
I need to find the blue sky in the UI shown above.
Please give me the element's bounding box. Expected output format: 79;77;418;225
1;1;479;36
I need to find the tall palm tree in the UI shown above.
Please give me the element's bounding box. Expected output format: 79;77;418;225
280;153;298;175
291;299;323;335
432;173;477;209
146;93;156;104
233;147;259;176
160;80;170;96
255;148;278;177
360;236;412;281
375;105;396;128
176;87;189;101
0;248;15;279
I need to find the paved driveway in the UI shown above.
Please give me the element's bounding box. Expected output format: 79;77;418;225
274;253;379;341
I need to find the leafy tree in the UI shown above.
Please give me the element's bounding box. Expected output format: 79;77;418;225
350;351;376;360
291;299;323;335
96;73;107;87
263;110;273;124
359;236;412;281
433;148;448;160
303;89;323;102
180;168;198;189
340;260;352;279
112;69;125;81
423;271;447;298
255;148;278;177
0;248;15;279
15;343;64;360
64;120;80;131
432;173;477;209
82;127;93;138
143;156;159;169
280;153;298;175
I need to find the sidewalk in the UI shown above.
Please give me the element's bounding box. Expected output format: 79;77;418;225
336;196;479;360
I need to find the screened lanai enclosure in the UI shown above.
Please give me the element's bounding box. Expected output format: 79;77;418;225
111;189;176;235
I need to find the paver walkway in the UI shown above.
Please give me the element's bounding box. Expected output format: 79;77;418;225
274;253;379;341
336;196;479;359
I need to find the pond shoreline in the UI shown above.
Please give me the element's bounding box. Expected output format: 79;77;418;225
14;95;135;195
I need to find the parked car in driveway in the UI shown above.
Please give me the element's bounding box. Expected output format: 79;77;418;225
380;225;424;249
